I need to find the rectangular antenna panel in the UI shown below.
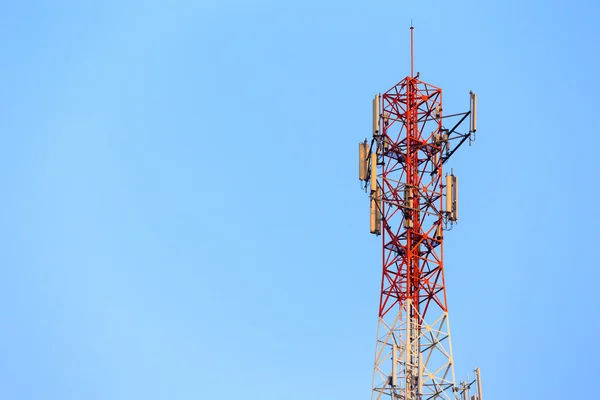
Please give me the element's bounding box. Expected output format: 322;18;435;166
358;142;368;181
373;94;380;135
370;152;377;192
470;92;477;132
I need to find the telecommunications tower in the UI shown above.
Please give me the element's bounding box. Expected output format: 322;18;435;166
358;27;483;400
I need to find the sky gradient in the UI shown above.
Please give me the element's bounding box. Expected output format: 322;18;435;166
0;1;598;399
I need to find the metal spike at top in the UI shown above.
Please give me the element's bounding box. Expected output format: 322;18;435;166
410;25;414;78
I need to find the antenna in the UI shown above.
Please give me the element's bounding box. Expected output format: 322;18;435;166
410;25;414;78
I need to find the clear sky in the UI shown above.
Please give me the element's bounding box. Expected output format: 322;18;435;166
0;1;598;399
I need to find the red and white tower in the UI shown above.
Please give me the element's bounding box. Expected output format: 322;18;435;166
359;27;482;400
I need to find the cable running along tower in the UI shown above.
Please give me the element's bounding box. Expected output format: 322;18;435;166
358;27;482;400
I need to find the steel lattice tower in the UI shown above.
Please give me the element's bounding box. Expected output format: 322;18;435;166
359;27;482;400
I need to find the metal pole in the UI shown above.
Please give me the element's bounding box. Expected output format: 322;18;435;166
475;368;483;400
410;26;414;78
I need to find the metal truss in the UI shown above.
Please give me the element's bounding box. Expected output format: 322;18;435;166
367;74;475;400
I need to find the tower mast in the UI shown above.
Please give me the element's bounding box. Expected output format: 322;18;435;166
359;27;481;400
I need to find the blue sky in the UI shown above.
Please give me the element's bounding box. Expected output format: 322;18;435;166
0;1;598;399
